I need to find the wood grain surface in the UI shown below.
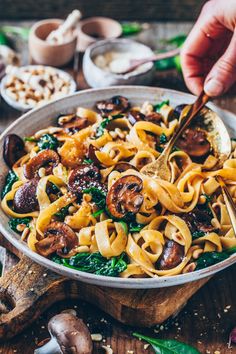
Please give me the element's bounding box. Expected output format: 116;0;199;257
0;21;235;354
0;0;206;21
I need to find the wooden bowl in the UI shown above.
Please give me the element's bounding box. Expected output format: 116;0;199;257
78;17;122;52
0;86;235;288
29;19;77;67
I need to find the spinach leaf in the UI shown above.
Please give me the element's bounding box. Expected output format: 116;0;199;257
133;333;200;354
192;230;205;240
196;247;236;270
92;209;104;218
83;187;106;209
0;30;9;45
53;252;128;277
159;133;167;144
9;217;31;233
153;100;170;112
95;117;110;138
38;134;59;151
162;34;187;47
1;170;18;199
54;204;71;221
129;221;144;232
83;158;93;164
203;193;213;203
121;23;142;36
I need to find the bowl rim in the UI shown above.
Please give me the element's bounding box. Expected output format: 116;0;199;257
78;16;122;40
0;85;236;289
0;65;77;112
84;38;154;79
29;18;78;47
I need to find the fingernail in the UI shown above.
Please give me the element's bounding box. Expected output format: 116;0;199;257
204;79;225;97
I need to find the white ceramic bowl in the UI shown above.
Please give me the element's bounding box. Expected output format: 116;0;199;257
0;65;77;112
83;39;155;88
0;86;235;289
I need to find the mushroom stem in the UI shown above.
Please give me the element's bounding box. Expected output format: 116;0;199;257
34;337;62;354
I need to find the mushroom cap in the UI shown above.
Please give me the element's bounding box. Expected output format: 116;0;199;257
48;313;93;354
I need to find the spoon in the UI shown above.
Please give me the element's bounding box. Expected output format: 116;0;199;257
216;176;236;235
112;48;180;75
141;91;209;181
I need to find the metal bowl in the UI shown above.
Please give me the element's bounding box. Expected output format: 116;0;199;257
0;86;235;289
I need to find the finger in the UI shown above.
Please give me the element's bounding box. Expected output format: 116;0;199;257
181;1;230;95
204;30;236;97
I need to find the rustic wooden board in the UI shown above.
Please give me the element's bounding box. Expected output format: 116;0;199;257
0;0;206;21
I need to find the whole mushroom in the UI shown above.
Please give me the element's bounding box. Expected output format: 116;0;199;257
34;312;93;354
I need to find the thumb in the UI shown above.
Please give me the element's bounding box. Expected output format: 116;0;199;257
204;30;236;97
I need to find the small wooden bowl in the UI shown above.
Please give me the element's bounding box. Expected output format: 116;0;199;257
29;19;77;67
78;17;122;52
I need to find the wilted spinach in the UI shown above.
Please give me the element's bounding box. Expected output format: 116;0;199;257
153;100;170;112
83;187;106;209
53;252;128;277
54;204;71;221
1;170;18;199
38;134;59;151
196;247;236;270
9;217;31;233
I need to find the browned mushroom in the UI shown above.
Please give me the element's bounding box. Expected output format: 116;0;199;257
157;240;184;270
114;162;137;173
3;134;25;168
181;207;217;234
13;178;39;213
128;110;162;126
58;114;89;134
24;149;60;179
96;95;130;116
106;175;143;219
35;222;78;257
176;128;211;157
145;112;162;124
88;144;101;166
68;164;104;195
128;110;146;125
34;313;93;354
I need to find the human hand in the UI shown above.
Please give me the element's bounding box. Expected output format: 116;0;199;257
181;0;236;97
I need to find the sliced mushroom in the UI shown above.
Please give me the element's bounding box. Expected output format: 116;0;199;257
128;110;146;125
35;222;78;257
24;149;60;179
34;313;92;354
58;114;89;134
114;162;137;173
176;128;211;157
144;112;162;124
13;178;39;213
96;96;130;116
3;134;25;168
182;207;217;234
128;110;161;126
88;144;101;166
68;164;104;195
106;175;143;219
157;240;184;270
173;104;187;119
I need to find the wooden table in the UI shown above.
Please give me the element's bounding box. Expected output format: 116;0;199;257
0;21;236;354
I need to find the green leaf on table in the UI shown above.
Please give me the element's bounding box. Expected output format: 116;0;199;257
121;23;142;36
1;26;30;40
0;30;9;45
162;34;187;47
133;333;200;354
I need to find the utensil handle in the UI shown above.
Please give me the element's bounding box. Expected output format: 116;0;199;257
165;91;209;155
217;176;236;235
